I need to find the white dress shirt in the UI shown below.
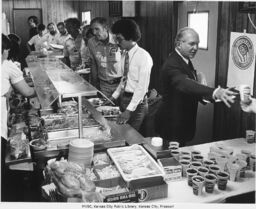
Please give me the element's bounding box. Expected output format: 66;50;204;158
112;44;153;111
28;32;48;51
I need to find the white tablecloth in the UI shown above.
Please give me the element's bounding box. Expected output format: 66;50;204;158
150;138;255;203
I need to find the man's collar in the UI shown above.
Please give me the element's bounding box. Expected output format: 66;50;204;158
127;43;138;56
175;48;189;64
95;32;115;46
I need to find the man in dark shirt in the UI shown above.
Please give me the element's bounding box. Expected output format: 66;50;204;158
27;16;38;51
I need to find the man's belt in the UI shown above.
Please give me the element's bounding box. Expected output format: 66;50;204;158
100;77;122;85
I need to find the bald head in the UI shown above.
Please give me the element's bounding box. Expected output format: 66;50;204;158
175;27;200;59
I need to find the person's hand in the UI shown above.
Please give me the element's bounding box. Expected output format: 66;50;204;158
214;87;237;108
241;97;256;113
116;110;131;125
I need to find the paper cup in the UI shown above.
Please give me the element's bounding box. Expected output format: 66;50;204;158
180;155;192;162
239;84;251;103
192;175;205;196
193;155;204;163
250;154;256;171
246;130;255;144
169;141;180;148
236;160;247;179
241;149;251;169
216;171;229;190
190;161;203;170
197;166;209;177
205;174;217;193
209;165;220;176
216;156;228;172
171;150;180;161
191;150;201;160
186;168;198;186
180;151;191;156
227;162;240;181
203;159;215;169
179;159;191;177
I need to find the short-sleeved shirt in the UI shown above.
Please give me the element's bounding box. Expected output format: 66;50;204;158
63;33;83;70
55;32;71;46
28;33;48;51
45;32;59;45
1;60;24;139
87;33;122;81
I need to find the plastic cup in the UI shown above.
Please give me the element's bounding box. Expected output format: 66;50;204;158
192;175;205;196
216;171;229;190
191;150;201;160
239;84;251;103
197;166;209;177
236;160;247;179
171;150;180;161
193;155;204;163
186;168;198;186
205;174;217;193
250;154;256;171
180;155;192;162
169;146;179;152
209;165;220;176
179;159;191;177
241;149;251;169
246;130;255;144
203;159;215;169
180;151;191;156
190;161;202;170
216;156;228;172
169;141;180;148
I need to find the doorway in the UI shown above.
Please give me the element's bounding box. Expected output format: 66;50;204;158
13;9;42;68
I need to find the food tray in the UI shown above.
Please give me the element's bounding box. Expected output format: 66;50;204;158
96;106;120;118
107;144;165;184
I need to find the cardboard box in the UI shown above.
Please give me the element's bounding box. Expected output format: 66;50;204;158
129;181;168;202
158;157;182;181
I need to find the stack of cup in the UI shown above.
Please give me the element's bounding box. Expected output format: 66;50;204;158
68;138;94;168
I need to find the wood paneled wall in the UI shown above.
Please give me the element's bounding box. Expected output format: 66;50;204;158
214;2;256;140
138;1;178;90
2;0;78;32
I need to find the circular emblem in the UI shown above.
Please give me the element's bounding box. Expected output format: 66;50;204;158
138;189;148;202
231;36;254;70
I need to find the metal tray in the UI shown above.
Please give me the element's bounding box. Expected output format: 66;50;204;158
107;144;165;183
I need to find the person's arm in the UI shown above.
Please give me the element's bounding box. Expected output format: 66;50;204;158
166;63;236;107
13;80;35;98
87;41;99;88
27;36;34;53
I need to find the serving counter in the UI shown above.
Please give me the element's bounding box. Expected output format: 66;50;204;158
5;51;255;203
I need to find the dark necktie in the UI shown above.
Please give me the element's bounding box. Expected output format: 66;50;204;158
188;59;197;81
121;52;129;93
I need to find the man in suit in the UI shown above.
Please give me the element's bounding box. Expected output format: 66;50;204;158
155;27;237;147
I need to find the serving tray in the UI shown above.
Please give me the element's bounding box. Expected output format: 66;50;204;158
107;144;165;185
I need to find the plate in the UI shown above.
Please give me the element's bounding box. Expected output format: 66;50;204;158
29;139;47;151
88;98;104;107
96;106;120;117
49;44;64;50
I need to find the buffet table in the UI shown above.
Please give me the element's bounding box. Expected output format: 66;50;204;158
148;138;255;203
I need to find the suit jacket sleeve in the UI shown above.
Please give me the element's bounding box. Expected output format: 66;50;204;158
164;60;215;101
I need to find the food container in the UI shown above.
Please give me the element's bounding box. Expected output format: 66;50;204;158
29;138;47;151
107;144;165;188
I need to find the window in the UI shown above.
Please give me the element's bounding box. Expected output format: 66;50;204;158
81;11;91;25
188;12;209;50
